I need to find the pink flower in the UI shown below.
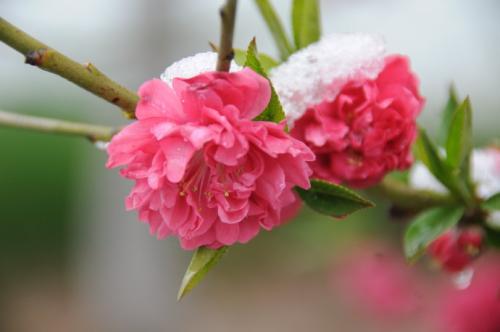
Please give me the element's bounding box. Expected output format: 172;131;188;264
106;68;314;250
290;55;424;188
437;255;500;332
428;228;483;273
332;243;427;321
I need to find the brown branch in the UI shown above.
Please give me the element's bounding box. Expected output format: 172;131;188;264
0;17;139;118
0;109;117;142
216;0;237;72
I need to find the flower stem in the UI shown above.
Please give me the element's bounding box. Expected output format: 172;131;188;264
0;17;139;118
216;0;237;72
371;177;457;211
0;109;117;142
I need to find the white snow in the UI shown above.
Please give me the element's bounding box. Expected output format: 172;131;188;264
160;52;242;86
269;33;387;125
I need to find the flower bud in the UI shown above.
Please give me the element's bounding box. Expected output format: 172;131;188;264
428;228;484;272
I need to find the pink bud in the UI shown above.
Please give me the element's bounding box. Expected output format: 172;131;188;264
428;228;483;272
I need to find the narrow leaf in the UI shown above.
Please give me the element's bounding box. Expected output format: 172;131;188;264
404;206;464;262
482;192;500;211
244;39;285;123
296;179;375;218
446;97;472;170
253;0;294;60
291;0;321;49
244;39;266;75
234;49;279;73
415;128;449;185
415;128;472;204
438;85;459;145
177;246;228;300
256;53;280;72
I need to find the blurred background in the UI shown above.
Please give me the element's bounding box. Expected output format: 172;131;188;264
0;0;499;331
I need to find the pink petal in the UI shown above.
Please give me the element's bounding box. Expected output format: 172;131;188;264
136;79;184;121
159;137;196;183
215;222;240;245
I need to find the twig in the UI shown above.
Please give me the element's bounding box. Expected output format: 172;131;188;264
216;0;237;72
371;177;457;211
0;17;139;118
0;109;117;142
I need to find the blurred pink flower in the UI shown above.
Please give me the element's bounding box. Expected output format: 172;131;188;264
107;68;314;249
437;254;500;332
333;244;426;320
428;228;483;273
291;55;424;188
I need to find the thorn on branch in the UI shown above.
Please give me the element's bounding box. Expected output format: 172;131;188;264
25;48;47;66
208;41;218;52
225;49;234;62
219;8;226;20
84;62;96;73
122;110;135;119
84;62;103;76
388;205;416;221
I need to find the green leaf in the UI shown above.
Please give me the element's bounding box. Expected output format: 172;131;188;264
233;48;279;73
234;48;247;66
257;53;280;72
253;0;294;60
296;179;375;218
415;128;449;185
403;206;464;262
255;88;285;123
244;39;266;75
438;85;459;145
485;226;500;248
244;39;285;123
415;128;472;204
291;0;321;49
445;97;472;170
482;192;500;211
177;246;228;300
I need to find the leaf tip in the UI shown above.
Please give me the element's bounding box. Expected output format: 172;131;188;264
448;83;458;99
248;37;258;52
176;282;189;301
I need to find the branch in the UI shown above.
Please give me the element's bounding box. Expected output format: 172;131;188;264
0;109;117;142
0;17;139;118
371;177;457;211
216;0;237;72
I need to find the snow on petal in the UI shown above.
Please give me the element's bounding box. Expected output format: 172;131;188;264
270;33;387;125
